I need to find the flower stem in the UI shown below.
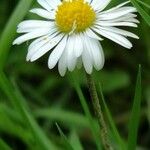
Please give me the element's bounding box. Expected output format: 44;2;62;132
86;74;113;150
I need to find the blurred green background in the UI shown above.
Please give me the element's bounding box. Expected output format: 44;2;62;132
0;0;149;150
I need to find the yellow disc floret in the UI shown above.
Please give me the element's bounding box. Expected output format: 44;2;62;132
55;0;96;33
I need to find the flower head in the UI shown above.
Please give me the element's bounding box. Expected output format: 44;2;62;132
13;0;139;76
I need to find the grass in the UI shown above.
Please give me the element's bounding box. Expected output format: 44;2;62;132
0;0;149;149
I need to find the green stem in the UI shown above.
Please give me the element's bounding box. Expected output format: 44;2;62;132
86;74;113;150
0;0;34;70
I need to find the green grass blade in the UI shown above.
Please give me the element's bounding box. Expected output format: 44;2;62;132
0;72;57;150
127;65;142;150
0;0;33;70
137;0;150;9
0;107;32;146
35;108;89;128
130;0;150;26
99;84;126;150
72;75;102;150
0;139;12;150
56;123;74;150
69;130;83;150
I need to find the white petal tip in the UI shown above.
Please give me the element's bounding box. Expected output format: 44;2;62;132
29;9;36;13
26;53;31;61
59;73;65;77
27;54;38;62
95;65;104;71
128;46;133;49
13;41;17;45
30;58;37;62
48;62;55;69
26;57;30;62
86;71;92;75
13;39;22;45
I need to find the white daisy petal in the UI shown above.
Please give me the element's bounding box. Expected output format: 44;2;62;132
30;8;55;20
17;20;55;33
98;13;137;22
99;7;137;20
82;50;93;74
48;35;67;69
100;1;130;14
93;41;105;70
29;33;64;62
46;0;61;8
92;27;132;49
27;38;48;61
85;28;103;41
58;49;67;76
97;26;139;39
65;35;77;71
82;36;93;74
74;34;84;57
17;20;53;28
126;18;140;24
95;21;137;27
91;0;111;12
89;39;104;70
37;0;60;11
37;0;53;11
27;28;57;52
27;30;58;61
13;28;51;45
27;35;49;53
84;35;104;70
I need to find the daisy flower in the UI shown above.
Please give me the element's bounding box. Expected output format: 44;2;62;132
13;0;139;76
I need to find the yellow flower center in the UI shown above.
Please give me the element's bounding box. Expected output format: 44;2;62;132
55;0;96;33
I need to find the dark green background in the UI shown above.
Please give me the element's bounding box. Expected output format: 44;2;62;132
0;0;149;149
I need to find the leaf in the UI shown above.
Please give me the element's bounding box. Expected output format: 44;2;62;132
94;70;130;93
127;65;142;150
71;73;102;150
0;0;34;70
0;72;57;150
69;130;83;150
145;87;150;123
130;0;150;26
0;104;32;144
56;123;74;150
0;139;12;150
99;84;126;150
35;108;89;128
137;0;150;9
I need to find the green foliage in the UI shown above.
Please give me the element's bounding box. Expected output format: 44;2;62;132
69;130;84;150
99;84;126;150
0;139;12;150
72;75;102;150
130;0;150;26
0;0;149;150
127;65;142;150
0;0;34;70
0;72;57;150
56;123;74;150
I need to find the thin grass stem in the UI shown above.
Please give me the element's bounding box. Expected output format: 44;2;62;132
86;74;113;150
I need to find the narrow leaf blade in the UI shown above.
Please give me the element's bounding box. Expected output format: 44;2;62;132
56;123;74;150
130;0;150;26
127;65;142;150
99;84;126;150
